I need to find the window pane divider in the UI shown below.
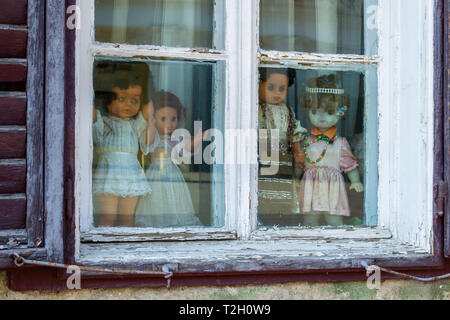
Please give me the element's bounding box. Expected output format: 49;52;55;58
259;49;380;67
91;42;229;62
250;226;392;241
81;227;237;243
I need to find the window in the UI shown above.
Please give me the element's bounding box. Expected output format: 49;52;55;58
74;0;437;257
3;0;449;289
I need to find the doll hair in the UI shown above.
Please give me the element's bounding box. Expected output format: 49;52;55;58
152;91;186;122
259;67;297;149
300;74;349;117
259;67;296;87
93;60;154;116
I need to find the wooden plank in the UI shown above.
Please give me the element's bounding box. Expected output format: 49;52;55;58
0;0;27;25
0;126;26;159
0;25;27;58
0;92;26;125
0;194;26;230
82;228;237;242
0;160;26;194
0;59;27;82
0;248;47;270
0;229;26;246
78;239;438;275
45;0;65;263
26;0;45;248
443;0;450;257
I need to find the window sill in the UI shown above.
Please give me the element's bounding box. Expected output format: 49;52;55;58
77;237;434;275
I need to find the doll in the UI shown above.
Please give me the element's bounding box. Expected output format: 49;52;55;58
135;91;204;227
258;67;307;224
298;74;363;226
92;63;159;227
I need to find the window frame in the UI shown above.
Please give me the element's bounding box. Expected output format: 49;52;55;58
75;0;435;245
72;0;443;260
5;0;449;290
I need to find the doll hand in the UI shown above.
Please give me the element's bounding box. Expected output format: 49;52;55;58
293;152;305;169
350;182;364;193
142;101;155;121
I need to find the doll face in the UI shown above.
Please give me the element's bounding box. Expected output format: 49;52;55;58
308;108;340;130
107;85;142;119
259;73;289;105
155;106;179;136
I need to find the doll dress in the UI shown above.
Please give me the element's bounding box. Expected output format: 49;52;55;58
298;133;358;216
257;102;307;222
92;110;158;197
135;135;202;227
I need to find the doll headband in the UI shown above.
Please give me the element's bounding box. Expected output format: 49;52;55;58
305;87;345;95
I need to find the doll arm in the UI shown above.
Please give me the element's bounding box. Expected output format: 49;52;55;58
347;169;364;192
292;120;308;143
292;141;305;169
142;101;158;149
137;103;159;155
340;138;363;192
92;109;104;144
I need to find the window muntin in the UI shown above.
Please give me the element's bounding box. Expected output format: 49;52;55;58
95;0;219;49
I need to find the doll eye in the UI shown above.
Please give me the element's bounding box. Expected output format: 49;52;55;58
161;117;166;122
267;84;274;91
131;99;138;104
311;110;317;115
279;86;286;93
171;117;177;122
118;97;125;102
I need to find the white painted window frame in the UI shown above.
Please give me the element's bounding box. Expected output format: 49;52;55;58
74;0;435;262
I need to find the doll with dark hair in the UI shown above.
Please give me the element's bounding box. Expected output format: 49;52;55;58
92;61;159;227
135;91;204;227
258;67;307;224
298;74;363;226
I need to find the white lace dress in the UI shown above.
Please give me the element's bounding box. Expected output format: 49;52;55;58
92;110;159;197
135;135;201;227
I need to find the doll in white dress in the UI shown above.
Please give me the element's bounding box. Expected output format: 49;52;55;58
135;91;204;227
93;62;159;227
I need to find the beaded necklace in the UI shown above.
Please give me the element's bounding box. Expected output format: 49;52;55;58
303;133;339;165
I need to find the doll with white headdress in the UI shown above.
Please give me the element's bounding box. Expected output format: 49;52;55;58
298;74;363;226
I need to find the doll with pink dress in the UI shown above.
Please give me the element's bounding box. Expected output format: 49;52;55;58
298;74;363;226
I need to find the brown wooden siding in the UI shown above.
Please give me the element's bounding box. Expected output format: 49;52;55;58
0;0;28;233
0;0;27;25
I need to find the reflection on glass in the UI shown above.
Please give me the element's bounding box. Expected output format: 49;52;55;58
258;67;377;227
95;0;216;48
259;0;378;55
92;58;224;228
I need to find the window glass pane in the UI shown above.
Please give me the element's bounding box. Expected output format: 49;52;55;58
259;0;378;55
92;58;225;228
257;66;378;227
95;0;220;49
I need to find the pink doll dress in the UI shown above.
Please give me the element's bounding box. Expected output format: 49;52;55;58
298;133;358;216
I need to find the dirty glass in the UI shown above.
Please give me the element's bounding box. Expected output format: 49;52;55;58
257;66;378;227
259;0;378;55
92;58;225;228
95;0;220;49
